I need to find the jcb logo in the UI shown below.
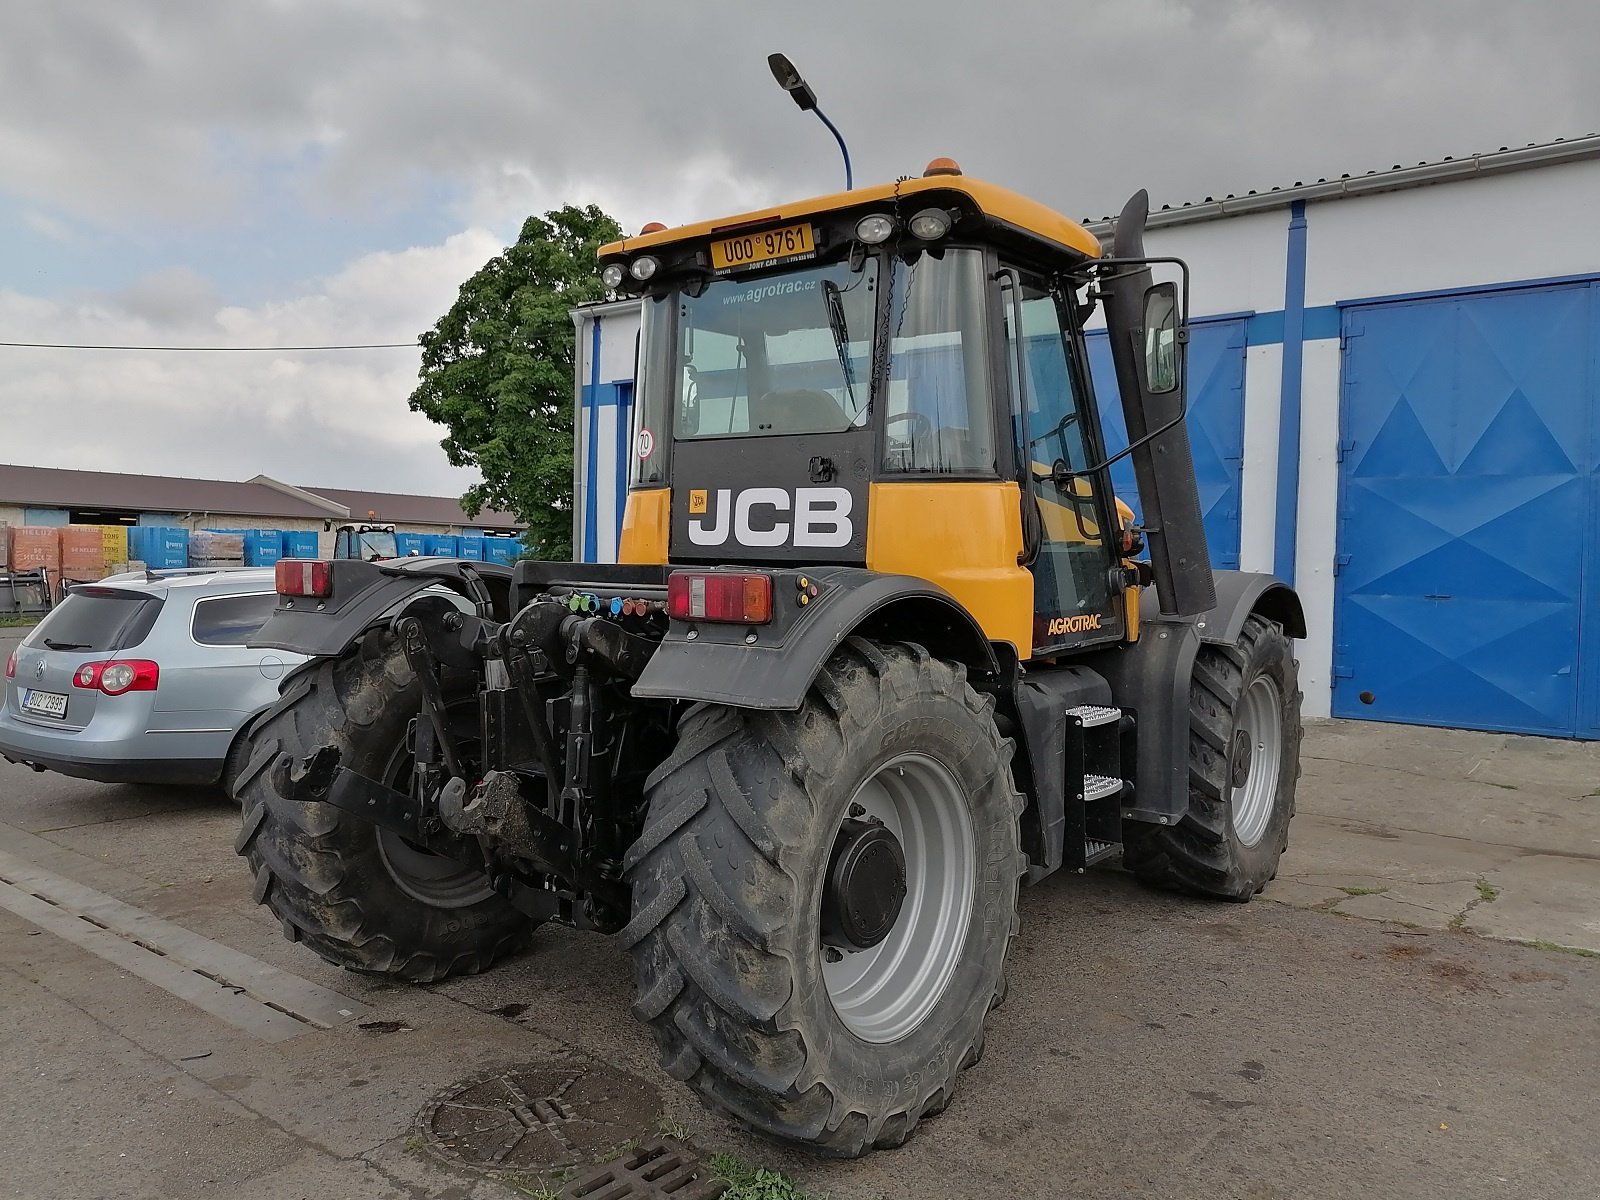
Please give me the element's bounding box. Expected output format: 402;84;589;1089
1046;614;1102;636
687;486;853;549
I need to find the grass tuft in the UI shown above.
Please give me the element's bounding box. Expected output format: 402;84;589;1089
709;1152;825;1200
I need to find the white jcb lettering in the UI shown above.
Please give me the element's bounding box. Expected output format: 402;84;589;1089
686;487;856;548
687;488;732;545
792;487;853;548
734;488;791;547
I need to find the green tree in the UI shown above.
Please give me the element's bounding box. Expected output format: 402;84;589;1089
409;204;622;559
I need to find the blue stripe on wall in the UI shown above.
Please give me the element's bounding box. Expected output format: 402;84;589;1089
1273;201;1309;582
583;318;602;563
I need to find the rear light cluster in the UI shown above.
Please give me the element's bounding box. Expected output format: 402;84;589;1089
666;572;773;625
4;650;15;679
276;559;332;598
72;660;160;695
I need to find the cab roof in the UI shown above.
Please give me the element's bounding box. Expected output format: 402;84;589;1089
600;174;1103;262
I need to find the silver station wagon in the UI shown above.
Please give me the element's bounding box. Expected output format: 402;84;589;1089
1;568;305;789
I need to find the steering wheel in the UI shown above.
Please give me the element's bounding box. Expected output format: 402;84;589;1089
885;411;934;442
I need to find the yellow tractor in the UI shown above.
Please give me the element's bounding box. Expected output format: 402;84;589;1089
238;160;1304;1156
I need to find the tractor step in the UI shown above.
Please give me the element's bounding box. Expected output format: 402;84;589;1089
1066;704;1122;729
1083;838;1119;866
1082;773;1124;802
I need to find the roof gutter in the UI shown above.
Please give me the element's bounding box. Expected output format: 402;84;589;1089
1086;134;1600;237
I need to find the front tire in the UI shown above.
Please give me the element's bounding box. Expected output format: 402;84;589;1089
233;631;529;982
1123;613;1301;900
622;639;1023;1156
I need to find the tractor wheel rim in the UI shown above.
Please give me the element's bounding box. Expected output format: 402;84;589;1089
376;732;497;910
822;752;976;1044
1232;674;1283;848
376;827;497;909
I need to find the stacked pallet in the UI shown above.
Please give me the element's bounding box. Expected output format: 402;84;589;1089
8;527;62;578
61;525;112;583
190;529;245;567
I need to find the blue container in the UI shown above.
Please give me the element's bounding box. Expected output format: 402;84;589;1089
481;538;521;566
129;526;188;569
244;530;282;567
456;536;486;562
422;534;459;557
395;532;425;558
282;530;319;559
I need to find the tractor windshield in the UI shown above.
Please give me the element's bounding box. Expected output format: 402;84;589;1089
673;260;877;441
631;247;997;484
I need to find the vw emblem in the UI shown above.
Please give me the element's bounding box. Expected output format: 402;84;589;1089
33;661;45;680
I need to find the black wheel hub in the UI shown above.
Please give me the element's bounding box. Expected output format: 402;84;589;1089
820;817;907;950
1229;727;1253;789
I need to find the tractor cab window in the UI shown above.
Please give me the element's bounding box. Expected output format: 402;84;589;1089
880;249;996;475
672;260;877;441
1002;273;1119;650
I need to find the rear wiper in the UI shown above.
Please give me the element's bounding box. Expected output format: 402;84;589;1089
821;279;860;415
43;639;91;651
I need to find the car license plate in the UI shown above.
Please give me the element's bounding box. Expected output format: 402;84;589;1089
709;222;815;271
22;689;68;720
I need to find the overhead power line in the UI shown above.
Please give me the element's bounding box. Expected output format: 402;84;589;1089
0;340;418;351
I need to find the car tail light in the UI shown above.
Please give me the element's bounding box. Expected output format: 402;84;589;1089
72;660;160;695
666;572;772;624
4;650;14;679
277;559;332;597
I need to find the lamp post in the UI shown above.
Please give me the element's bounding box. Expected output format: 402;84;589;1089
767;53;853;191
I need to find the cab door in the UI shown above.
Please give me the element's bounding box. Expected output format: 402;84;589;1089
1000;271;1123;655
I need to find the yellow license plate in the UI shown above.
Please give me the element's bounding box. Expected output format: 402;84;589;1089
709;222;816;271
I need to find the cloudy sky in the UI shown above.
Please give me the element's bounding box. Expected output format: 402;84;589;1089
1;1;1594;499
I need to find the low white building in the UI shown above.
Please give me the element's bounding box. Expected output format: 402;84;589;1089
574;134;1600;740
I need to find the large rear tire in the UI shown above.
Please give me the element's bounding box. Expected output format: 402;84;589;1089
233;631;529;982
1123;613;1301;900
622;639;1023;1157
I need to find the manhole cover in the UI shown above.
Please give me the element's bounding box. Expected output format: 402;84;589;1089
419;1053;663;1172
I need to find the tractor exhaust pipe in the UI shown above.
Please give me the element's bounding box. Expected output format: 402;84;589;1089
1102;190;1217;617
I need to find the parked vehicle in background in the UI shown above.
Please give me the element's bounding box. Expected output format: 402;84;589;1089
333;524;398;560
0;568;306;789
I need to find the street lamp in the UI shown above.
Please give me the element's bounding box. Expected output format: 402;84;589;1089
767;53;853;191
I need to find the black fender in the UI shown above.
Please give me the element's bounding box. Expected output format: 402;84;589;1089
631;567;999;711
1079;571;1304;827
248;557;512;657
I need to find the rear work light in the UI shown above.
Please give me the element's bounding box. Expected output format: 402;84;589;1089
276;559;333;598
72;660;160;695
667;572;773;625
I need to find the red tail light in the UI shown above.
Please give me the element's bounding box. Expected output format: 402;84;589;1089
72;659;160;695
666;572;773;624
4;650;15;679
277;558;333;597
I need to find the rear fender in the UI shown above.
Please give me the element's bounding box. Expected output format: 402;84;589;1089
1079;571;1303;827
631;567;999;711
248;558;512;657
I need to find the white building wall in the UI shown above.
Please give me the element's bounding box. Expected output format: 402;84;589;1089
1303;157;1600;306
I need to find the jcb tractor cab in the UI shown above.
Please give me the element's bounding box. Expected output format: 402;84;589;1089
332;523;398;561
241;162;1305;1158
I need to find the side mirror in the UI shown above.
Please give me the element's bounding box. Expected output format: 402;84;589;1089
1142;282;1181;395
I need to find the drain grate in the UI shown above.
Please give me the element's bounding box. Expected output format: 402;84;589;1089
419;1053;664;1173
562;1138;726;1199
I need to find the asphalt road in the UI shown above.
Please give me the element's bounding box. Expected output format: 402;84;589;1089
1;747;1597;1199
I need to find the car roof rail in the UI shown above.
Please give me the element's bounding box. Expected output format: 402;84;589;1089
141;565;259;581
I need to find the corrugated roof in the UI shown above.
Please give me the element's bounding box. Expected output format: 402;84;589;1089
1084;133;1600;234
0;463;519;530
301;486;520;531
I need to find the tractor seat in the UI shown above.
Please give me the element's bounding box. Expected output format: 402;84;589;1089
750;388;848;436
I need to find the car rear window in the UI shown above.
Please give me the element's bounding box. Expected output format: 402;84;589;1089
24;589;163;652
191;592;277;646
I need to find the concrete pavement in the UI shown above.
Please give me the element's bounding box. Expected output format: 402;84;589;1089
0;711;1596;1199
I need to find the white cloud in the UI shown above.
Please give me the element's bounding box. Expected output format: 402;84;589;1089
0;229;505;495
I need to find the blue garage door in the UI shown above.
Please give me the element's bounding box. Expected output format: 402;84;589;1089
1088;316;1246;569
1333;282;1599;737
